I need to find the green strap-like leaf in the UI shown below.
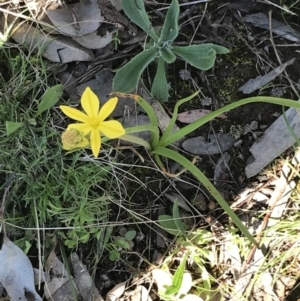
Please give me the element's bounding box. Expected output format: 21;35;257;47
37;84;63;116
165;254;187;296
151;57;169;102
173;200;186;236
172;44;229;70
113;46;159;93
121;0;159;42
159;0;179;43
160;91;199;141
159;96;300;147
160;48;176;64
6;121;24;136
152;147;258;246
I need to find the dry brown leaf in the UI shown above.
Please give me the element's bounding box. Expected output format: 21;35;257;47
106;280;128;301
182;133;236;155
177;109;227;123
46;0;103;37
72;30;112;49
44;251;79;301
11;23;94;62
71;253;103;301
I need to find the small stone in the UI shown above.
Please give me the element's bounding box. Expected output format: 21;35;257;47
179;69;191;80
201;97;212;106
192;194;207;211
270;87;284;97
208;202;216;210
250;121;258;131
229;125;243;139
135;232;145;242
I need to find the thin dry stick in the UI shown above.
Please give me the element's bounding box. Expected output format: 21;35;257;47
162;156;199;178
268;10;300;99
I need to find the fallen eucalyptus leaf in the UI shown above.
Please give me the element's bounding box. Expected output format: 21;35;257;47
214;152;230;186
245;106;300;177
106;280;128;301
11;23;94;62
182;133;236;155
72;30;112;49
177;109;227;123
44;251;78;301
44;36;94;62
46;0;103;36
243;13;300;43
238;58;295;94
0;237;42;301
71;253;103;301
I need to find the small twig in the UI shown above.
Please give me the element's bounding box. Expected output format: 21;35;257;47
116;145;145;163
162;156;199;178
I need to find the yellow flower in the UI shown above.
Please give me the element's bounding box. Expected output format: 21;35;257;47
60;87;125;158
61;129;89;150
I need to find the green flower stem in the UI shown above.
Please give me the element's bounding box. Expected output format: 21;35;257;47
154;153;165;170
152;146;258;246
132;96;160;146
124;124;158;135
102;124;157;148
159;96;300;147
119;134;152;150
161;91;199;140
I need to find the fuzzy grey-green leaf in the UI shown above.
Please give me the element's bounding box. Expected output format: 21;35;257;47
160;0;179;43
160;48;176;64
173;44;229;70
151;57;169;102
113;46;159;92
121;0;159;41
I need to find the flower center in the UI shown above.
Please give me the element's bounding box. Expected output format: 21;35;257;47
89;117;100;127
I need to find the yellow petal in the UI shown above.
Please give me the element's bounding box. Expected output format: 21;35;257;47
100;120;125;138
90;129;101;158
98;97;118;121
67;123;92;135
60;106;89;122
81;87;99;118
